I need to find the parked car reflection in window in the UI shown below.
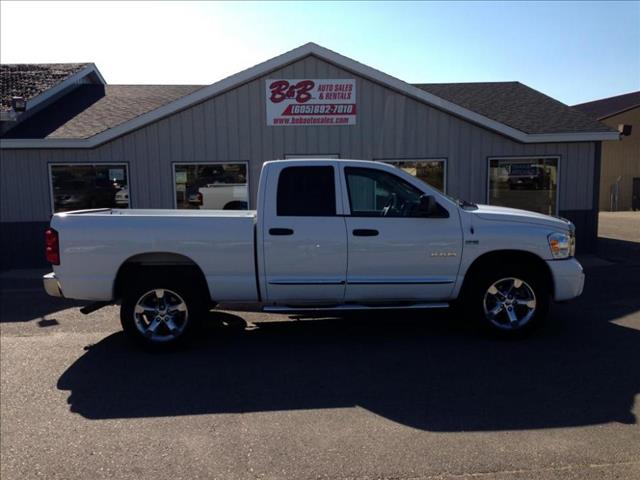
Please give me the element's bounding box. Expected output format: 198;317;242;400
489;157;558;216
174;163;249;210
50;164;129;213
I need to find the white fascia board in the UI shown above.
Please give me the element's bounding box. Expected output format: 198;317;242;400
0;43;621;149
1;138;88;148
23;63;106;113
524;131;620;142
87;63;107;85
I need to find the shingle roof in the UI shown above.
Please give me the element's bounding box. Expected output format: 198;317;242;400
0;45;620;145
0;63;89;112
413;81;616;135
1;63;616;140
573;91;640;120
4;84;204;139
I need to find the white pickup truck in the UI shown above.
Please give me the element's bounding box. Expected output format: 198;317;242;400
43;159;584;348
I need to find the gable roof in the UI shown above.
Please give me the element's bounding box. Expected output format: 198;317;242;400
4;84;204;139
414;82;614;135
0;43;620;149
0;63;105;113
573;91;640;120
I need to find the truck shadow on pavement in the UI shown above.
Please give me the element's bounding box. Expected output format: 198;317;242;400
57;257;640;431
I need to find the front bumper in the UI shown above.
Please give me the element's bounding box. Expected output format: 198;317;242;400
546;258;585;301
43;272;64;297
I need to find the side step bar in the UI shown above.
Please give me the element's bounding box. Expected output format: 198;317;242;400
263;302;449;313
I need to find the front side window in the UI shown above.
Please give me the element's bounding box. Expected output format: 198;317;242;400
488;157;558;215
50;164;129;213
277;166;336;216
384;160;446;192
174;163;248;210
345;167;425;217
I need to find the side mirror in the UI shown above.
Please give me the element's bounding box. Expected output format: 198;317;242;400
419;194;438;217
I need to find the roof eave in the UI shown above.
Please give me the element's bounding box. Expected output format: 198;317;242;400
19;63;106;113
596;104;640;121
0;130;620;150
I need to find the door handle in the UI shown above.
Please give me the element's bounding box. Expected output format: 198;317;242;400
353;229;379;237
269;228;294;236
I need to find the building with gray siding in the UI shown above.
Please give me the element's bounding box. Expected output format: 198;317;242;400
0;43;619;269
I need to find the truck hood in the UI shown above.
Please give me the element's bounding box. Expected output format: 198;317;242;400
471;204;573;231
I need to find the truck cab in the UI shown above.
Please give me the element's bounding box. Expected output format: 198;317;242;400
257;159;463;305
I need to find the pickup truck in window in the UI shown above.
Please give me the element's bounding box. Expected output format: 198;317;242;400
43;159;584;348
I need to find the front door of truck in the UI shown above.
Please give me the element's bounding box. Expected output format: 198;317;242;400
340;165;462;302
262;163;347;304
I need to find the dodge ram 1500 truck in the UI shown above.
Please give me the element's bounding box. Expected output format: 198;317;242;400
43;159;584;348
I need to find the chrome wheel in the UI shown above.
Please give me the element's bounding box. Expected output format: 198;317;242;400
133;288;189;343
483;277;537;330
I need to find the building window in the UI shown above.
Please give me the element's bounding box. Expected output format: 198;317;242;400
173;163;248;210
49;164;129;213
384;159;446;192
488;157;559;215
277;166;336;216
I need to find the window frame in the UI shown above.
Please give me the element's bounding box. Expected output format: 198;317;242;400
379;158;448;194
284;154;340;159
343;165;434;218
276;165;338;217
48;162;131;215
172;161;250;209
486;155;561;216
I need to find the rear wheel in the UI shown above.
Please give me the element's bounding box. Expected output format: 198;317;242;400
466;267;549;337
120;272;205;349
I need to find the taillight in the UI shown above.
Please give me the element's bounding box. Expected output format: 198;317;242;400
196;192;203;206
45;228;60;265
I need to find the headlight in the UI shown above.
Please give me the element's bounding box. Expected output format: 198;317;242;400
548;232;574;259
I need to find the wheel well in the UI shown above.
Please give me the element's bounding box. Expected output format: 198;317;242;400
113;252;210;301
460;250;553;295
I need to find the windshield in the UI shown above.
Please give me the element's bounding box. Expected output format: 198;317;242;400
386;162;478;210
510;165;539;176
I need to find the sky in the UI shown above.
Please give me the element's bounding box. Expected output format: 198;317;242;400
1;1;638;105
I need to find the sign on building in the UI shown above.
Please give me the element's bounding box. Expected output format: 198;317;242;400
266;79;356;126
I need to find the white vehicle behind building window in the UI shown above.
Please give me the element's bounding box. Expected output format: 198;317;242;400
173;163;248;210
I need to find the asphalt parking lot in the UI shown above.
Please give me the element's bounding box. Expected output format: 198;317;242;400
1;213;639;480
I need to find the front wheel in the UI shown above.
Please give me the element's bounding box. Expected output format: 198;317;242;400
467;269;549;337
120;274;204;349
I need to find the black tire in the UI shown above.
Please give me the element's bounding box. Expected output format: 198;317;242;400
464;265;549;338
120;270;206;350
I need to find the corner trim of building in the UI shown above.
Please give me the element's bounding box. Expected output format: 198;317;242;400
592;141;602;237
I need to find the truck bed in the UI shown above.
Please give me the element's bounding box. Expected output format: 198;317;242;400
51;208;258;302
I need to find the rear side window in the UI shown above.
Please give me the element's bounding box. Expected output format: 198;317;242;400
277;166;336;216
